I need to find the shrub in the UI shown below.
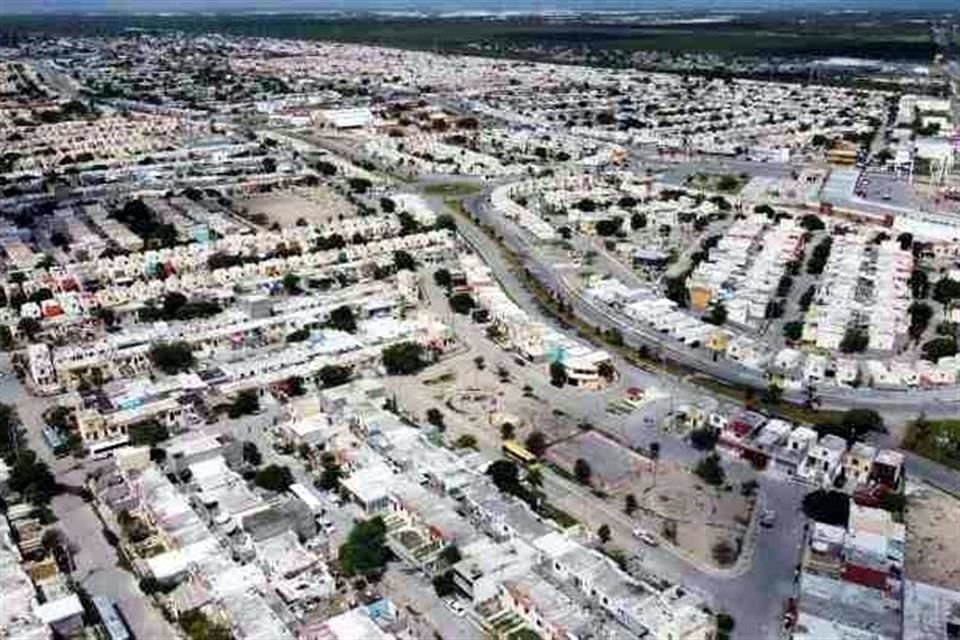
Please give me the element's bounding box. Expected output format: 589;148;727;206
382;341;427;375
694;453;725;486
254;464;294;493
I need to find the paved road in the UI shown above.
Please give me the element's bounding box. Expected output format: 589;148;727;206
456;178;960;419
53;469;177;640
419;181;960;636
412;200;808;637
383;568;481;640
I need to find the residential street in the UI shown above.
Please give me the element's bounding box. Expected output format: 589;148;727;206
53;472;177;640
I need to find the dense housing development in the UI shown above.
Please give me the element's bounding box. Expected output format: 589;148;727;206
0;8;958;640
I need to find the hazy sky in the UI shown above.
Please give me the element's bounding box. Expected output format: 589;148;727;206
3;0;958;13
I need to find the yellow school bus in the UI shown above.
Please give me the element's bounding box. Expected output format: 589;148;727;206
502;440;537;465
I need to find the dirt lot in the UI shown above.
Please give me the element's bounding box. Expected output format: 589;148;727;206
381;355;582;451
905;482;960;590
619;460;756;569
238;187;354;228
547;431;653;492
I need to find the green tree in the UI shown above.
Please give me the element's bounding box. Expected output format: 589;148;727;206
17;317;41;341
339;517;390;576
908;302;934;341
694;453;725;486
453;434;478;449
487;459;521;495
317;453;343;491
426;408;446;431
922;337;958;362
242;441;262;466
128;420;169;446
282;272;301;295
439;544;461;565
432;571;457;596
0;404;21;455
435;214;456;232
762;383;783;405
839;327;869;353
7;450;59;504
319;364;352;388
841;409;884;436
433;268;452;289
624;494;638;515
326;305;357;333
228;389;260;418
717;613;736;640
799;214;825;231
255;464;294;493
705;303;728;326
393;250;416;272
0;326;12;351
549;361;567;387
933;278;960;304
909;269;929;299
595;217;623;237
382;341;427;375
43;406;72;431
149;341;195;374
525;431;547;457
179;610;232;640
597;524;611;544
500;422;515;440
449;292;476;315
574;458;592;485
783;321;803;342
287;327;310;343
689;428;718;451
802;490;850;526
348;177;372;194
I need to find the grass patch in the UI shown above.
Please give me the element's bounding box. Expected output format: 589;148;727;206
690;375;846;426
539;501;579;529
423;372;456;386
422;181;481;197
902;418;960;471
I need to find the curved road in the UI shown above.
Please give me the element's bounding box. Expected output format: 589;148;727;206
457;181;960;418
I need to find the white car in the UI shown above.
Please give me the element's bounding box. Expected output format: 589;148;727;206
445;599;466;617
633;528;659;546
760;510;776;528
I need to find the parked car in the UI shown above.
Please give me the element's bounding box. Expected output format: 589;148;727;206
633;528;659;546
760;509;776;528
445;599;466;616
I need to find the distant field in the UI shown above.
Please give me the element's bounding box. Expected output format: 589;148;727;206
0;12;938;62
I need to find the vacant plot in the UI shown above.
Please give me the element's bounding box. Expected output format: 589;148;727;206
619;459;755;569
546;430;653;492
905;483;960;591
238;188;353;228
381;356;581;453
685;171;748;195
